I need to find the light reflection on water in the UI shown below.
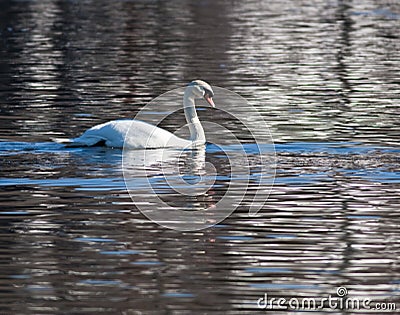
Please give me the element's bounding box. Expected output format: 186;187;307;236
1;0;400;313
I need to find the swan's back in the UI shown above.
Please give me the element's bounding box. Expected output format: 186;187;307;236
67;119;190;149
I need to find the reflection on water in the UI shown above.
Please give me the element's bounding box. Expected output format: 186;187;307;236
1;141;399;313
1;0;399;313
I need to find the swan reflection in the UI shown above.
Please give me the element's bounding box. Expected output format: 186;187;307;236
123;146;217;211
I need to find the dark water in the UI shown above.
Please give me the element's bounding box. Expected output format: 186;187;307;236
1;0;400;314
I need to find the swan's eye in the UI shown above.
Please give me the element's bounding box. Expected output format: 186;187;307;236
204;88;214;98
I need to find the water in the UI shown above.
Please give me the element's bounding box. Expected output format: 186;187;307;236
1;0;399;313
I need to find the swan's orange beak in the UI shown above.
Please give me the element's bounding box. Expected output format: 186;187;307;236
204;94;215;108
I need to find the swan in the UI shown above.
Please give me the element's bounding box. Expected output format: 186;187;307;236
58;80;215;149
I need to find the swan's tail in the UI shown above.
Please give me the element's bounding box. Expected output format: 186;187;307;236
51;137;101;147
52;137;73;144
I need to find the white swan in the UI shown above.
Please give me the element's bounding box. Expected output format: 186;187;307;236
59;80;215;149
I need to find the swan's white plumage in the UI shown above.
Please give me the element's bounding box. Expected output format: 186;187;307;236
59;80;214;149
68;119;191;149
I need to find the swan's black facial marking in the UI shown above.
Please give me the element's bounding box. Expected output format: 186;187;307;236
204;88;214;98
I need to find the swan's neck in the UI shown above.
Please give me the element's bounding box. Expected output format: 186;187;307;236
184;90;205;145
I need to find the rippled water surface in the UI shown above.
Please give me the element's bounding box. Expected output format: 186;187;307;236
1;0;399;314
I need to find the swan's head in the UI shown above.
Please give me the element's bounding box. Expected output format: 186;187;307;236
187;80;215;107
